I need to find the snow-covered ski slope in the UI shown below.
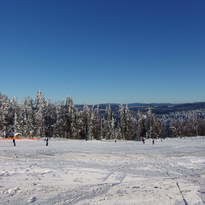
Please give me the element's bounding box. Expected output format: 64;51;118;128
0;137;205;205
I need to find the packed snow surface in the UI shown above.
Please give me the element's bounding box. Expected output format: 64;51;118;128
0;137;205;205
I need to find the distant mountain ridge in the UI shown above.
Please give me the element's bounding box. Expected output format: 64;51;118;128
76;102;205;114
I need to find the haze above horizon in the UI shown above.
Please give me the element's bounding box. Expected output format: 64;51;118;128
0;0;205;104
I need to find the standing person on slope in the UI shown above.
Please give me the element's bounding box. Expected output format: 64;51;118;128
11;130;16;147
12;137;16;147
45;137;49;146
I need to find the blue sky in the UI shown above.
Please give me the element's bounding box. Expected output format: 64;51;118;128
0;0;205;104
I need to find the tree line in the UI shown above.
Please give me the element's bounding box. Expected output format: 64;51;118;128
0;91;205;140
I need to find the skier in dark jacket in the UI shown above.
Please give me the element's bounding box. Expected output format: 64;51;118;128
12;137;16;147
45;137;48;146
152;139;155;145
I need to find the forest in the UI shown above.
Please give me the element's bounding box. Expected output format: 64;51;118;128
1;91;205;140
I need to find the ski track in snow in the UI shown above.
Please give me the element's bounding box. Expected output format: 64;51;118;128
0;137;205;205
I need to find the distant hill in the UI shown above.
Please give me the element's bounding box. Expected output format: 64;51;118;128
75;102;205;114
127;102;205;114
127;103;176;107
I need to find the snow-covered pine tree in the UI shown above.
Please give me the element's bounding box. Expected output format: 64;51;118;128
34;91;48;137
